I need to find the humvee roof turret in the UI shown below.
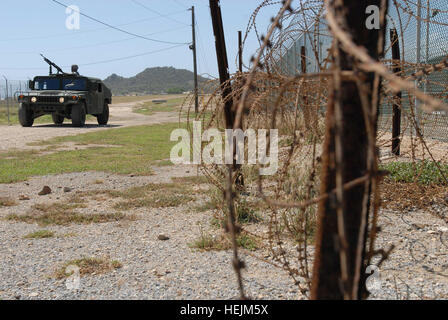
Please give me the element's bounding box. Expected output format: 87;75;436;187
17;55;112;127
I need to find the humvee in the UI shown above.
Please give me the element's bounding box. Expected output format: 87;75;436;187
18;55;112;127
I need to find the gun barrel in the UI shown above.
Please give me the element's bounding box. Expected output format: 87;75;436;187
40;54;65;74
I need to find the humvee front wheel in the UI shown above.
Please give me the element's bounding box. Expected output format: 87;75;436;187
71;103;86;127
97;102;109;125
52;113;65;125
18;104;34;127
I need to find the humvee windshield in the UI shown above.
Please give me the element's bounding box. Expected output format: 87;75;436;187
34;77;87;91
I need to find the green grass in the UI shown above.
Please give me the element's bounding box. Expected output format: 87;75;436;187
381;160;448;185
23;230;55;239
236;233;259;251
134;97;186;116
0;123;185;183
189;230;259;252
112;94;186;104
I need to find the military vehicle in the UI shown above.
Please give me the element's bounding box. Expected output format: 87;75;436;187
17;55;112;127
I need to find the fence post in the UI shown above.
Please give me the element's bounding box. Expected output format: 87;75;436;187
311;0;387;300
415;0;422;132
390;28;402;156
300;46;311;131
3;76;10;125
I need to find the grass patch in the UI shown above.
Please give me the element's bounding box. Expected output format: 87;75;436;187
54;257;122;279
236;233;259;251
190;224;259;251
0;123;186;183
236;198;262;224
112;94;186;104
102;182;202;210
23;230;55;239
0;197;17;207
6;201;135;226
134;97;185;116
171;175;209;185
382;160;448;185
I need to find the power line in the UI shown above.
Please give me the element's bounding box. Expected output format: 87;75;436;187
171;0;189;10
0;44;186;70
0;10;187;43
0;26;189;55
50;0;189;45
131;0;189;26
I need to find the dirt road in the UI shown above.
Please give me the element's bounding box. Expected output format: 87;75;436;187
0;99;179;151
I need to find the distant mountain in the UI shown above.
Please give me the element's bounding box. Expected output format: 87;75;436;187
103;66;210;95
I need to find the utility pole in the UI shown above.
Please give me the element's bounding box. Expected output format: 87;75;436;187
238;31;243;73
209;0;234;127
189;6;199;114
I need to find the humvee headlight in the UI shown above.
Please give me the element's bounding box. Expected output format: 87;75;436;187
31;97;37;103
59;97;65;103
71;96;78;100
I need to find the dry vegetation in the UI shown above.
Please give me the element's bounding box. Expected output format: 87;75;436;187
54;257;122;279
180;0;448;299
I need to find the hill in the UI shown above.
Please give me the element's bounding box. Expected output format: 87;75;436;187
103;66;209;96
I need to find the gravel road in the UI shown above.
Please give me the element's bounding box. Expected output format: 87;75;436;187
0;100;179;151
0;166;300;300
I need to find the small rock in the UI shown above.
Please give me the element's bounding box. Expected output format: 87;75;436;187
158;234;170;241
19;195;30;201
14;295;21;300
29;292;39;297
38;186;52;196
412;223;425;230
63;187;73;193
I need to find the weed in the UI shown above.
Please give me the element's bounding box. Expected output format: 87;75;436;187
54;257;122;279
23;230;55;239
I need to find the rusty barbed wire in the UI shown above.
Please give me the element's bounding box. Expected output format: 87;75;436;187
180;0;448;300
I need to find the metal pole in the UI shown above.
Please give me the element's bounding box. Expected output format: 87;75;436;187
238;31;243;73
189;6;199;114
391;29;402;156
3;76;10;125
424;0;430;101
415;0;422;131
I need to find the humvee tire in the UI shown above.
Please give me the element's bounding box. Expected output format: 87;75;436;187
52;113;65;125
97;102;109;125
18;104;34;127
71;103;86;127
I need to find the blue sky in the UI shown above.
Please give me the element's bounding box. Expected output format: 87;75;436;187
0;0;279;81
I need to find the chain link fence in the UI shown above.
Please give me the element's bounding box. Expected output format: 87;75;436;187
275;0;448;142
0;79;29;125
